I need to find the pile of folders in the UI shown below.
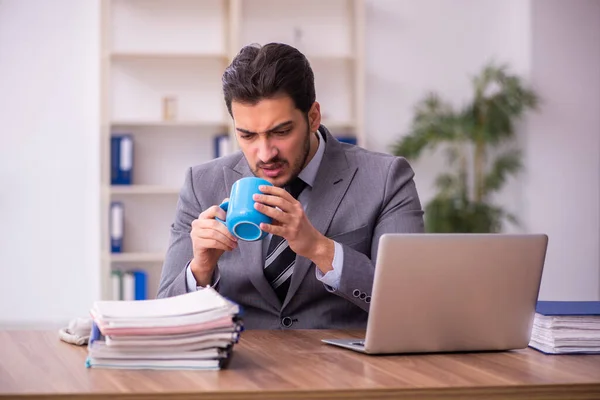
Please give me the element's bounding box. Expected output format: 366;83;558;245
86;288;243;370
529;301;600;354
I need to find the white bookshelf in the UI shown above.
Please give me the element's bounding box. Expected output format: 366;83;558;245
110;52;229;61
109;253;165;263
322;120;357;130
109;185;180;195
111;121;228;129
99;0;365;300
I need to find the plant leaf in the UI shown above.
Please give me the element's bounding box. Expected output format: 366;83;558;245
483;148;522;194
505;212;520;227
434;173;457;193
392;60;540;233
471;61;540;144
390;93;462;159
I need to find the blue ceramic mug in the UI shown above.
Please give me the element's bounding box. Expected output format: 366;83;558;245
216;177;273;241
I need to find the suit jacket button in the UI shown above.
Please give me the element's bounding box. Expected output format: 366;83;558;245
281;317;293;328
359;292;367;300
353;289;361;297
365;296;371;303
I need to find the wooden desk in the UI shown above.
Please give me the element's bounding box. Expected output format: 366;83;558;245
1;329;600;399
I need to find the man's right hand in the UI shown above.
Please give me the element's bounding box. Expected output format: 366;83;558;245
189;202;237;287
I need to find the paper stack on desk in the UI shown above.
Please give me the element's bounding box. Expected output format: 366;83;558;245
528;301;600;354
86;287;243;370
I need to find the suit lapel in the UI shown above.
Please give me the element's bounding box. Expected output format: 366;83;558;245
225;158;281;312
283;128;358;308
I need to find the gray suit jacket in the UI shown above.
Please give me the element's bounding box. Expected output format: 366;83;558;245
157;126;424;329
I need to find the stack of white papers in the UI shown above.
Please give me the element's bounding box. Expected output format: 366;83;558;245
86;288;243;370
528;301;600;354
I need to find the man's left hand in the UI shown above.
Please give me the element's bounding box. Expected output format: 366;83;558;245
253;184;334;273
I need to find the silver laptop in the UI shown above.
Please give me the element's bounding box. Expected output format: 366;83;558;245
322;233;548;354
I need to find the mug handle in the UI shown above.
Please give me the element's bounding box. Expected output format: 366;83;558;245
215;200;228;225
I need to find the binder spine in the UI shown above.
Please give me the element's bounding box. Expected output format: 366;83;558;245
336;135;357;145
123;272;135;301
110;134;133;184
214;134;230;158
111;270;123;301
134;270;148;300
110;136;121;184
110;202;124;253
119;135;133;184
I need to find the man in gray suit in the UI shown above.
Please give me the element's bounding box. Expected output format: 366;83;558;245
157;43;424;330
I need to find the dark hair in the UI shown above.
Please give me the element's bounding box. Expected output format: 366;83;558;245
222;43;316;116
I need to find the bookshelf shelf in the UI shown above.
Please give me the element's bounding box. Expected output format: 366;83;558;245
322;120;357;130
110;120;227;129
109;252;165;263
100;0;365;301
110;52;229;61
110;185;180;195
307;54;355;62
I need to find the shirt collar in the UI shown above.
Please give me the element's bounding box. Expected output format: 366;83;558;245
297;128;325;188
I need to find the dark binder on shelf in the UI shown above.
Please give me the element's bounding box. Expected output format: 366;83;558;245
110;202;124;253
213;134;230;158
111;270;123;301
123;271;135;301
336;135;357;145
134;270;148;301
111;134;134;184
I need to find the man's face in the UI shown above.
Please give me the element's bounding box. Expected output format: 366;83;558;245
231;95;321;187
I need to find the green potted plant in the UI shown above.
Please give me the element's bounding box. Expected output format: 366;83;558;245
392;62;540;233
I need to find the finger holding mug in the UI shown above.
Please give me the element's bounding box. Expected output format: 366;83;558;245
189;201;238;286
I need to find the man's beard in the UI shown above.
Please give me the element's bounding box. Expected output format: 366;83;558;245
252;127;311;187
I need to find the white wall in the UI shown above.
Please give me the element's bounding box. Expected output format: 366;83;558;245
524;0;600;300
364;0;531;226
0;0;598;325
0;0;100;325
364;0;600;300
